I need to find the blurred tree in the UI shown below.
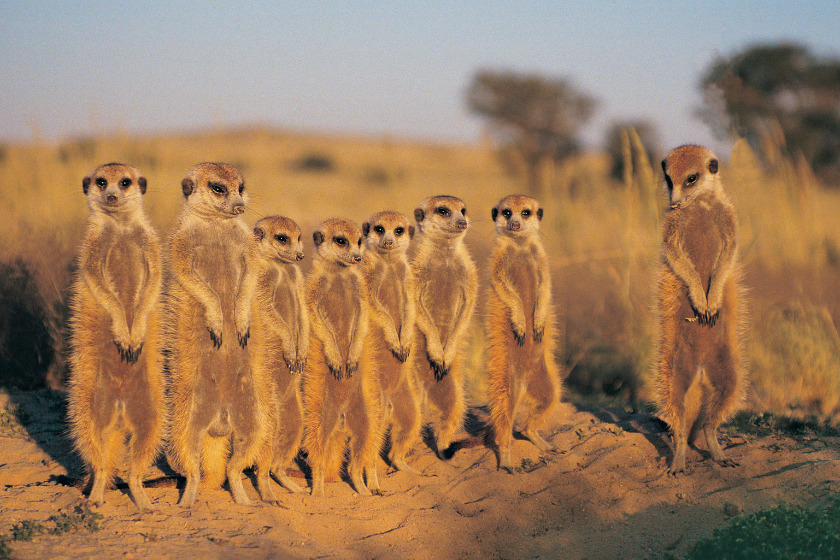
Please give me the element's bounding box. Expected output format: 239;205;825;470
604;121;661;182
699;43;840;183
467;70;597;194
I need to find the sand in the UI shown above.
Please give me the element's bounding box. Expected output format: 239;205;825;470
2;390;839;560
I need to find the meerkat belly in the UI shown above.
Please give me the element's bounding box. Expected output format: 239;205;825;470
104;237;146;326
321;275;359;358
508;256;537;331
424;261;465;344
376;274;405;334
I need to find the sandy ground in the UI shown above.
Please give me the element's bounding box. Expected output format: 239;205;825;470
2;389;840;560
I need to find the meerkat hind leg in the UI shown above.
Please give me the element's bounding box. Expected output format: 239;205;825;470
257;468;281;504
705;424;738;467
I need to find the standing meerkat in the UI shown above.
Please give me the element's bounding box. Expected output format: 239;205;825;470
166;162;267;506
302;218;382;497
68;163;165;511
235;216;310;501
486;195;561;471
656;144;746;475
361;211;422;475
411;195;478;459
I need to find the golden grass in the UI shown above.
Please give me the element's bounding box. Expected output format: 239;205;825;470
1;126;838;419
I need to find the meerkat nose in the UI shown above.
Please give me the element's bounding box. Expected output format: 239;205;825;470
232;204;245;215
353;255;362;263
509;221;520;231
107;194;118;204
296;252;305;261
456;219;468;230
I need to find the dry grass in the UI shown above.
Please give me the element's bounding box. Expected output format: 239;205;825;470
1;126;838;420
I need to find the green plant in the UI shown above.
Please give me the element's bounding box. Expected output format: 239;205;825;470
682;496;840;559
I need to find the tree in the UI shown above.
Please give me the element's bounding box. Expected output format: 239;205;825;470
699;43;840;183
467;70;597;194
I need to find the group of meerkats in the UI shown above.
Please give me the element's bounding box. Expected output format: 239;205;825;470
66;144;745;511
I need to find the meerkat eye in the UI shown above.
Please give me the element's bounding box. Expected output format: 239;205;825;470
686;174;698;185
95;177;107;188
334;236;347;246
357;238;363;248
275;234;288;244
119;178;132;189
209;182;227;195
461;208;467;216
394;227;404;236
436;207;450;217
522;209;531;217
238;183;245;195
502;209;512;218
374;225;385;235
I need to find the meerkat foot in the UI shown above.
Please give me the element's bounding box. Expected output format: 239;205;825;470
127;475;155;512
273;473;305;494
88;471;107;506
391;457;423;477
179;473;200;507
705;426;739;468
523;428;555;453
498;445;513;472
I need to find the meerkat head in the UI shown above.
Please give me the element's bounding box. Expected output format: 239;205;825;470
180;162;247;218
362;211;414;256
312;218;364;267
82;163;146;214
661;145;721;209
252;216;304;264
491;194;543;237
413;195;469;239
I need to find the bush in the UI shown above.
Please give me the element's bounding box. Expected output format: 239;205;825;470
0;259;55;390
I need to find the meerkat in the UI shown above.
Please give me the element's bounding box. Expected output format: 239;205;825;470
302;218;382;497
166;162;267;506
411;196;478;459
486;195;561;471
361;211;422;475
656;144;746;475
67;163;165;511
234;216;309;502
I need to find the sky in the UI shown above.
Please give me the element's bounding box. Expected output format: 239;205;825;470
1;1;839;156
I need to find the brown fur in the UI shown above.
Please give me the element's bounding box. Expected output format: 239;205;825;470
362;211;422;475
302;218;382;496
68;163;165;511
410;196;478;459
486;195;561;470
235;216;310;501
656;145;747;475
166;163;267;506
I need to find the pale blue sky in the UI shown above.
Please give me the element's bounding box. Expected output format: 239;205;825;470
1;1;838;154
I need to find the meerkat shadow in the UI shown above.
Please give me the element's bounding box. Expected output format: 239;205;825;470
579;403;673;462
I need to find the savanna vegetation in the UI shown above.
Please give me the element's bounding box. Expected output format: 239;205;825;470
0;122;838;424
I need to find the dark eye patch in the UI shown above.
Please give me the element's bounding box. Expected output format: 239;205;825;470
120;178;132;188
95;177;107;188
522;209;531;217
394;227;404;236
209;182;227;195
334;236;347;246
436;207;450;217
275;234;288;244
374;225;385;235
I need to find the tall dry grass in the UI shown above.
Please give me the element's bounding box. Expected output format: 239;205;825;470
1;126;838;421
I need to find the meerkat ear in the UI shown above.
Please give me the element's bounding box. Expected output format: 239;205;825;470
409;225;415;239
362;222;370;237
708;159;719;174
491;207;498;221
138;176;147;195
181;176;195;197
537;208;543;220
254;226;265;241
414;208;425;223
313;231;325;246
82;176;91;194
